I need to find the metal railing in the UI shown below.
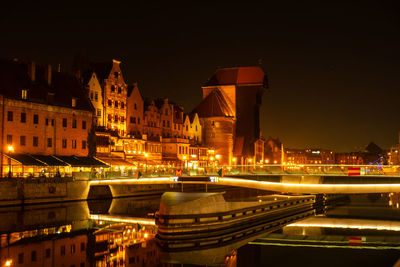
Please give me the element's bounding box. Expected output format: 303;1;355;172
3;164;400;180
89;164;400;180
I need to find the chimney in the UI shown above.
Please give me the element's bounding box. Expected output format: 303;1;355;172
44;64;52;85
27;62;36;82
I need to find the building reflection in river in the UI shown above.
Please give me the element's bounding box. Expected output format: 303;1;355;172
0;220;160;267
92;221;158;267
0;226;89;267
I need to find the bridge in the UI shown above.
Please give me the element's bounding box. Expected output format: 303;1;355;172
89;164;400;194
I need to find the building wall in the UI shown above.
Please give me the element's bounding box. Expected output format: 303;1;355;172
172;106;184;138
87;72;104;126
235;85;263;144
126;83;144;138
143;101;161;139
1;97;92;157
0;233;89;267
103;60;127;136
162;138;190;162
189;114;202;144
201;117;234;165
159;99;173;138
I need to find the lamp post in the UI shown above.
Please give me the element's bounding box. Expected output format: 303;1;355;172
144;153;149;174
7;146;14;178
247;158;252;173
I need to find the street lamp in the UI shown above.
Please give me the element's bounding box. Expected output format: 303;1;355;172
7;146;14;178
144;153;149;173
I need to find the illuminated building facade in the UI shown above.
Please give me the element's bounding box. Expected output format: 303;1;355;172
85;72;104;126
126;82;144;138
264;137;283;164
91;59;128;136
335;152;364;165
194;66;267;165
285;148;335;165
162;137;190;166
143;99;162;140
0;59;94;176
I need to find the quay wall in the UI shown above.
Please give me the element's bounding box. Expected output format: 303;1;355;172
0;178;234;207
0;178;90;206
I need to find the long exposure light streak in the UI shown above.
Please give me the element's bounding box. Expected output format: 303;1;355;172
90;176;400;194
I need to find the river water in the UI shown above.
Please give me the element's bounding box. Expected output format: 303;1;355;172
1;189;399;267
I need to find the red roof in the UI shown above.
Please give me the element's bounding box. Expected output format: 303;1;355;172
204;66;265;86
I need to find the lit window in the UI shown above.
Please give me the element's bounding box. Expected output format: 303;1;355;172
21;89;27;99
72;98;77;107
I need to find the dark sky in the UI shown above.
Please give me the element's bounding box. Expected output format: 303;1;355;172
1;1;399;152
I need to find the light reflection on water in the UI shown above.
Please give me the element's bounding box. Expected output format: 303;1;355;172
0;192;400;266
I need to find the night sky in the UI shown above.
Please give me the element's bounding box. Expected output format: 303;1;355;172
1;1;399;152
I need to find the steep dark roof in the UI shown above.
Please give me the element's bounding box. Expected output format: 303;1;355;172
365;142;383;155
154;98;167;109
188;113;197;123
0;59;93;112
192;89;234;118
144;97;155;110
204;66;266;87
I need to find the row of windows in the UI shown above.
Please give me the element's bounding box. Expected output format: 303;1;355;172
16;242;85;264
107;99;125;109
110;85;123;94
107;114;125;123
89;91;99;102
162;120;170;128
178;146;188;155
130;116;141;124
7;111;87;129
6;135;86;149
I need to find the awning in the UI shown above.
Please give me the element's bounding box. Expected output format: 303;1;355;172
5;154;46;166
97;157;136;167
54;156;109;167
31;155;69;166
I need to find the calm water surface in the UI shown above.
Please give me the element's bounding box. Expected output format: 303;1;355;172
1;191;400;267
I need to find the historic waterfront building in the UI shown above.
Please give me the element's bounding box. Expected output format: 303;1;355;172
193;66;267;165
90;59;128;136
85;72;104;126
0;59;95;176
126;82;144;138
